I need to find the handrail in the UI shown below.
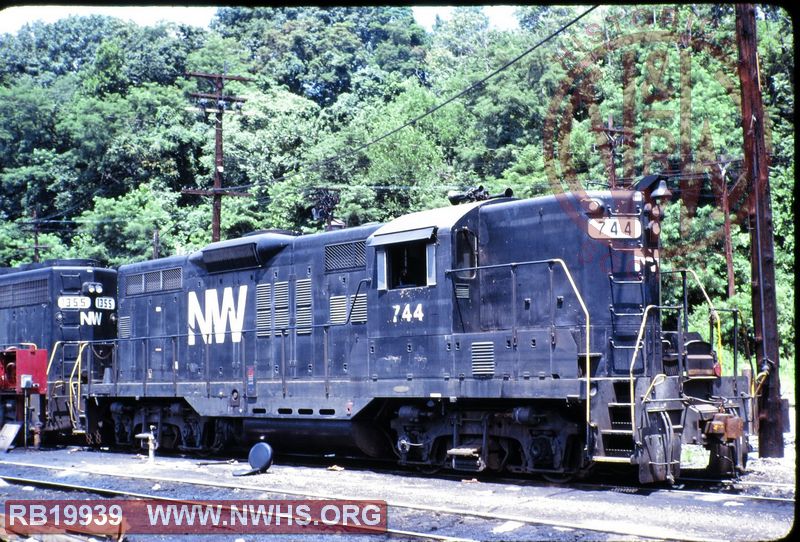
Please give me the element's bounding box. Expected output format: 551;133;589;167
662;268;724;368
628;305;683;443
344;278;372;325
46;341;64;375
447;258;591;443
552;259;592;445
629;304;658;442
67;342;88;429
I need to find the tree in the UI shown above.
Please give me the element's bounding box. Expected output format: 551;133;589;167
66;183;185;266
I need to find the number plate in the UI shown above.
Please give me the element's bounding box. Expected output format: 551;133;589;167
95;296;116;310
587;218;642;239
57;296;91;309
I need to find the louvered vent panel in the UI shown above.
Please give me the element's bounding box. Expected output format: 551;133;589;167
256;283;272;337
350;293;367;323
295;279;312;335
330;295;348;325
274;308;289;330
325;241;366;272
256;283;271;311
455;284;470;299
471;342;495;377
274;281;289;308
118;316;132;339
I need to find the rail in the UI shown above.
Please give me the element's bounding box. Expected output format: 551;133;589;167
446;258;592;443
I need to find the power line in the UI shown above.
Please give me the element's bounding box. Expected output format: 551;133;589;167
225;5;600;193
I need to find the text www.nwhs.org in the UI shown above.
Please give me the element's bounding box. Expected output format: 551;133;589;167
5;499;388;535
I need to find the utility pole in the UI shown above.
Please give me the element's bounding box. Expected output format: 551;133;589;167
183;71;253;243
152;229;160;260
735;4;783;457
709;156;738;298
593;114;632;189
24;210;49;263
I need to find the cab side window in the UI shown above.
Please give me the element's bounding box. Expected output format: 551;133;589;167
377;241;436;290
455;229;477;280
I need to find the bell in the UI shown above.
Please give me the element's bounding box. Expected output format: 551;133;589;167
651;179;672;202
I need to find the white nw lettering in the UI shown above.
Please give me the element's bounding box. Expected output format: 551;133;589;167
187;286;248;345
80;311;103;326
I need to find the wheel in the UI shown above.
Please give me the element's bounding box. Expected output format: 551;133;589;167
542;472;575;483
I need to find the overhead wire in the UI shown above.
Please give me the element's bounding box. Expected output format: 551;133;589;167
222;5;600;194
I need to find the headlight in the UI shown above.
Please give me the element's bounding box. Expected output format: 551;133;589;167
96;285;103;294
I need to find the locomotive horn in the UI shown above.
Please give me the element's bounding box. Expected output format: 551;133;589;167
447;186;486;205
490;188;514;199
448;186;512;205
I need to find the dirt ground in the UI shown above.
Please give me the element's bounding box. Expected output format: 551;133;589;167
738;396;796;499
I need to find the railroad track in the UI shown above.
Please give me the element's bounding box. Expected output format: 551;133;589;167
0;458;761;542
0;473;474;542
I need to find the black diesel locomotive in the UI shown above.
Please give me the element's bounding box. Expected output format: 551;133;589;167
0;182;750;484
69;180;748;484
0;261;117;436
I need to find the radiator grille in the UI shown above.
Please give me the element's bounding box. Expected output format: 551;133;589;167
471;342;495;377
162;267;182;290
144;271;160;293
0;278;49;308
125;268;182;296
125;274;144;295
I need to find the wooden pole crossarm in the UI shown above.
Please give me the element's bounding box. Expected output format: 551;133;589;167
185;71;254;82
189;92;247;102
181;189;252;197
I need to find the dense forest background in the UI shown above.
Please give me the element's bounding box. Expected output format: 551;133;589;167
0;5;794;366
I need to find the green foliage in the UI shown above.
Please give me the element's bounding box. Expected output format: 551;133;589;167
66;183;188;266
